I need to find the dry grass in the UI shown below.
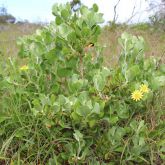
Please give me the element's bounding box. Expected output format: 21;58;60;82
0;23;164;65
99;25;165;66
0;23;40;58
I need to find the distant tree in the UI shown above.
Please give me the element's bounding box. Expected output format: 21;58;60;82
148;0;165;30
0;6;16;23
0;6;7;15
0;14;16;23
108;0;121;28
149;0;165;17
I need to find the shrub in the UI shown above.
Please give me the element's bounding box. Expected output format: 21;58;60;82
0;3;165;164
0;6;16;23
0;14;16;23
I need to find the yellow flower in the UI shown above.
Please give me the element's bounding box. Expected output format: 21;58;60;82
131;90;143;101
140;84;149;94
20;65;29;71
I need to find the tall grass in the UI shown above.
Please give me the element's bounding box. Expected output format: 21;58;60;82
0;23;164;62
0;23;40;58
99;25;165;66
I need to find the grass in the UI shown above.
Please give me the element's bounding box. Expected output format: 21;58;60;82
0;23;40;58
0;22;164;164
1;23;165;63
99;25;165;66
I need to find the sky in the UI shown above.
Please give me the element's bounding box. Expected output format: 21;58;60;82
0;0;158;24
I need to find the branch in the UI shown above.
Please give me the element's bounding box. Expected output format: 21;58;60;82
125;5;136;24
113;0;121;23
124;0;142;24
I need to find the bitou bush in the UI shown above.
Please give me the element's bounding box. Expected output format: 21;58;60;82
0;3;165;165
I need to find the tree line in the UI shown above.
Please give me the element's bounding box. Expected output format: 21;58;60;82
0;6;16;23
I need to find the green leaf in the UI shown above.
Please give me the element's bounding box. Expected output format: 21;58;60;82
93;13;104;24
109;114;119;124
67;31;77;42
160;64;165;73
150;76;165;90
69;81;83;92
78;91;89;104
52;4;59;16
57;68;73;77
51;83;60;93
115;127;126;140
15;129;28;138
58;95;67;105
74;130;83;142
56;16;63;25
130;120;138;130
117;107;129;119
93;4;99;12
80;6;90;16
66;57;78;69
71;111;81;121
93;74;106;91
40;94;50;106
108;126;126;143
53;102;60;113
91;25;101;38
82;27;91;36
136;120;145;134
102;67;111;77
61;9;70;20
89;120;97;128
92;102;100;114
58;24;72;38
76;105;91;117
126;65;140;81
48;156;59;165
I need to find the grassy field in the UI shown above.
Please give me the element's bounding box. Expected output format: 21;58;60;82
0;22;164;164
100;25;165;66
0;23;40;58
0;23;165;62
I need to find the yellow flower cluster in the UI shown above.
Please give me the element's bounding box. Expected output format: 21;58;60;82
131;84;149;101
131;90;143;101
139;84;149;93
20;65;29;71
